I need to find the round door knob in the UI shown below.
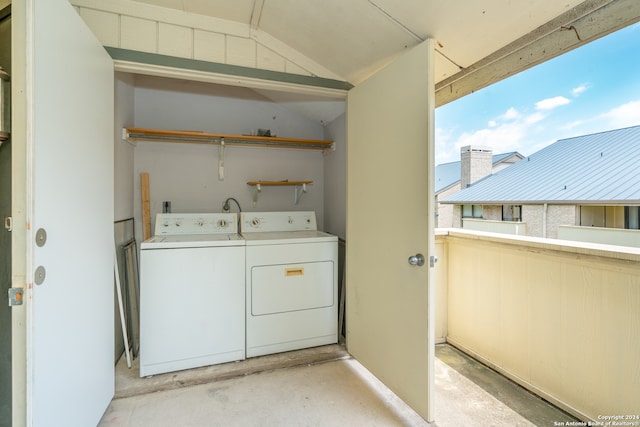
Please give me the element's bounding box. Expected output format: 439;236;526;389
408;253;425;267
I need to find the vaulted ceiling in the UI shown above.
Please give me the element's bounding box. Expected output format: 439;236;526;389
130;0;640;106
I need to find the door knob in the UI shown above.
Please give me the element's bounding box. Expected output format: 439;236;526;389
408;253;425;267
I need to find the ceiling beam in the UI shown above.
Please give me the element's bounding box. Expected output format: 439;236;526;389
250;0;265;30
435;0;640;107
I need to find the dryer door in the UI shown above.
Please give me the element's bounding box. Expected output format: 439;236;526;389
252;261;334;315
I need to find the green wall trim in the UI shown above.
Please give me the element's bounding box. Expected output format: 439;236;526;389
105;47;353;91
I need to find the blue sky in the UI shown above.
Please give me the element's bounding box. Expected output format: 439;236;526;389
435;21;640;165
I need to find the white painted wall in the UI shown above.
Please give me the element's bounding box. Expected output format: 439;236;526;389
114;72;135;221
128;76;327;244
323;113;346;239
558;225;640;248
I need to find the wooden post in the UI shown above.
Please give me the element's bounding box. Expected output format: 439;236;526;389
140;173;151;240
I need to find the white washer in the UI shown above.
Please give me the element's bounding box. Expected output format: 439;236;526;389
241;211;338;357
139;213;245;377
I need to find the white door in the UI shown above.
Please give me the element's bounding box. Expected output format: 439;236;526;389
26;0;114;425
346;40;435;421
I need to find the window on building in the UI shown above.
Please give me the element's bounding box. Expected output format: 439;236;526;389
462;204;483;218
625;206;640;229
502;205;522;222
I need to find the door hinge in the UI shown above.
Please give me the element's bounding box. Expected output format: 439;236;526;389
4;216;11;231
429;255;438;268
8;287;24;306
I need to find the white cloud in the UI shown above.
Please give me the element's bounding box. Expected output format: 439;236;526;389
501;107;520;120
452;121;527;155
488;120;497;127
535;96;570;110
600;100;640;128
525;112;545;125
571;84;588;97
561;119;586;130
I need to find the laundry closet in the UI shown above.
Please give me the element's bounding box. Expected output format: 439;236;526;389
112;71;347;365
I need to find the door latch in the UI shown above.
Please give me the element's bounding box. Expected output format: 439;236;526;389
8;288;23;306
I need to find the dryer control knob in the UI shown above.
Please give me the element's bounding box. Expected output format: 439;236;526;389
250;218;261;228
217;219;228;228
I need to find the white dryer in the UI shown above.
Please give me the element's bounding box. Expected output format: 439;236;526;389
241;211;338;357
139;213;245;377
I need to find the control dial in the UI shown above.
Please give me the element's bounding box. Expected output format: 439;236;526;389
217;219;229;229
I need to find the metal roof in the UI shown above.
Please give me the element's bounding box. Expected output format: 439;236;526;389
435;152;521;194
441;125;640;205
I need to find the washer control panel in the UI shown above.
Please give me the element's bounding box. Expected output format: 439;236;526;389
240;211;317;233
154;213;237;235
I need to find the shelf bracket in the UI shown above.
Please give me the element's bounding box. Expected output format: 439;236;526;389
294;183;307;205
122;128;137;146
252;183;261;207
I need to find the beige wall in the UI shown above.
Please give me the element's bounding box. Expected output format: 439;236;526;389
580;205;626;229
434;233;448;343
441;229;640;422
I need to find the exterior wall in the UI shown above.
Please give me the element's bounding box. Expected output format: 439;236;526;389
453;204;579;239
482;205;502;221
71;0;341;80
546;205;578;238
444;229;640;422
522;204;544;237
436;185;458;227
451;204;462;228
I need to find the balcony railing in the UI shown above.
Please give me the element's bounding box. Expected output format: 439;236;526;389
434;228;640;423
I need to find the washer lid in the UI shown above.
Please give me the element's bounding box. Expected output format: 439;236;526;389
141;233;244;249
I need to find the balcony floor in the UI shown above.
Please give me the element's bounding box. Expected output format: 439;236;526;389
99;344;577;426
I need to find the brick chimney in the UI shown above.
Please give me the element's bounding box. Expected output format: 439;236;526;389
460;145;493;189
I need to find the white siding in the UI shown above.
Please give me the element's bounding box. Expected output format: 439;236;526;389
158;23;192;58
72;0;343;80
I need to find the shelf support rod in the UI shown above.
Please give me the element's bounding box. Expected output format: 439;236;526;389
253;183;261;207
294;183;307;205
218;138;225;181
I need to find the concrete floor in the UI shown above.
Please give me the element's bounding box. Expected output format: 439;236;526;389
98;344;577;426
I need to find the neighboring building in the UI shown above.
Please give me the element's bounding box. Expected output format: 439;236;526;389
441;125;640;243
436;146;523;227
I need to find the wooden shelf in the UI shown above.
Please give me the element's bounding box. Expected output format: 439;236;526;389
247;180;313;186
124;127;333;150
247;181;313;206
